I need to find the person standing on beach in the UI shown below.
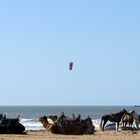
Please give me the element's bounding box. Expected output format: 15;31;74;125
130;110;140;129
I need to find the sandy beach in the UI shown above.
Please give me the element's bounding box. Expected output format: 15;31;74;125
0;130;140;140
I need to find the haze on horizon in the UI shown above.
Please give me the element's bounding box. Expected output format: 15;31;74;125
0;0;140;106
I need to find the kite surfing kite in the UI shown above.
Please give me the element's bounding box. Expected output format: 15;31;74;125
69;62;73;70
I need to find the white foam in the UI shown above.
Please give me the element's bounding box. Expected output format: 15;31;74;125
20;118;45;130
20;118;101;131
22;122;45;130
20;118;34;122
92;119;101;130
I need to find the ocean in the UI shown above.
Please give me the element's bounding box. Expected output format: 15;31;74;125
0;106;139;130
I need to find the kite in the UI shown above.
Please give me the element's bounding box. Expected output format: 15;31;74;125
69;62;73;70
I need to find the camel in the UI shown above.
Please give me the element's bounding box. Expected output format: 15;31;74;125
39;113;95;135
100;109;128;131
120;113;134;129
0;116;25;134
39;116;52;130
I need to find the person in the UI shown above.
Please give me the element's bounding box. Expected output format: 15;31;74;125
0;113;3;120
3;113;7;119
57;112;66;125
0;113;4;124
130;110;140;129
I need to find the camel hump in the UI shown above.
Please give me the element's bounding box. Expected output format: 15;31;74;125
48;115;58;122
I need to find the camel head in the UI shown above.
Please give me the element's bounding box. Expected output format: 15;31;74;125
39;116;53;129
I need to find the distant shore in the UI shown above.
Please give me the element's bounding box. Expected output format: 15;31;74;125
0;130;140;140
134;105;140;107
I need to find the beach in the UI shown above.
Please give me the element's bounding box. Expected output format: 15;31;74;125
0;106;139;139
0;130;140;140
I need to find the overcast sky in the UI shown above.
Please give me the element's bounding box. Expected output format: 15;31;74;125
0;0;140;106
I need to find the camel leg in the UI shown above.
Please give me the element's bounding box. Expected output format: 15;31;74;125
122;121;124;127
135;120;140;129
116;122;119;131
102;120;107;131
125;121;127;128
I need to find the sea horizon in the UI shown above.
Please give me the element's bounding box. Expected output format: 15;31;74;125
0;105;136;107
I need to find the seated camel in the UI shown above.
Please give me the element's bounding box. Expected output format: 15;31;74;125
0;115;25;134
39;113;95;135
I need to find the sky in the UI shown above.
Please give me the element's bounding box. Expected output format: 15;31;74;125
0;0;140;106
